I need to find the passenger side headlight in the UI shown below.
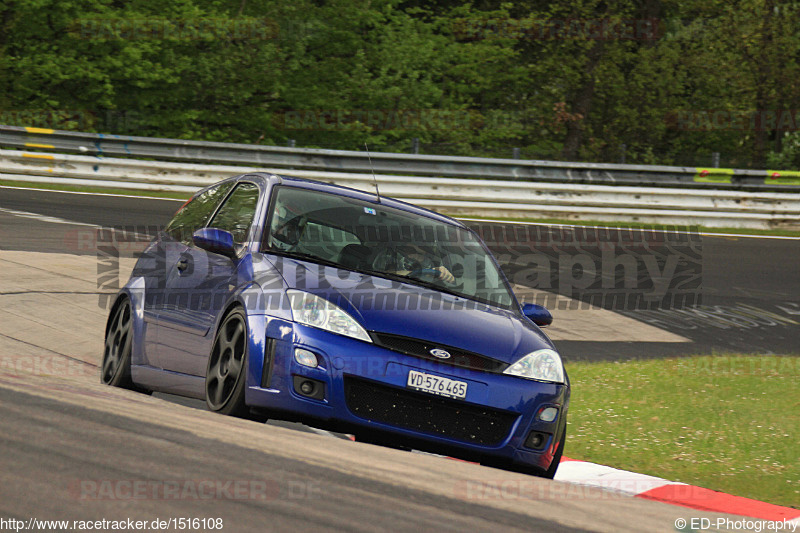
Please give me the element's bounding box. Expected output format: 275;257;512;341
287;290;371;343
504;349;565;383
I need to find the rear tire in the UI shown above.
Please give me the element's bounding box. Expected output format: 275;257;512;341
101;297;149;394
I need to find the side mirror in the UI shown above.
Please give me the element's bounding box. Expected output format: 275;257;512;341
193;228;237;259
522;303;553;327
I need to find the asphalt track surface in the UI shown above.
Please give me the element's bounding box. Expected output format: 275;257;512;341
2;360;748;533
0;186;789;532
1;386;581;532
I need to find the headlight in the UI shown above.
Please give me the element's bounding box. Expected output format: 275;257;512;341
503;349;565;383
287;290;371;343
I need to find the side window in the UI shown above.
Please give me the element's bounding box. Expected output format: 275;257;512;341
165;182;234;244
207;182;260;244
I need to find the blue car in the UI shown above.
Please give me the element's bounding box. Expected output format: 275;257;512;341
102;173;570;478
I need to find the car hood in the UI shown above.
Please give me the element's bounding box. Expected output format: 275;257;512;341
263;256;555;364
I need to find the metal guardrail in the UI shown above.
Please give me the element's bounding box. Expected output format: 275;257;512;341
3;124;800;191
2;149;799;230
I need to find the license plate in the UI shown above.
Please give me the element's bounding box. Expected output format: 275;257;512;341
407;370;467;399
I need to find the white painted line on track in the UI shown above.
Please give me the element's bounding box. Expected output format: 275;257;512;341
0;206;153;241
0;184;185;202
0;207;99;227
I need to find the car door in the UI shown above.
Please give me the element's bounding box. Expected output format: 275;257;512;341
145;181;235;369
137;236;169;368
158;181;262;376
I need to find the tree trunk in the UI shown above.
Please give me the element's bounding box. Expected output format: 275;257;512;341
752;0;775;168
561;41;604;160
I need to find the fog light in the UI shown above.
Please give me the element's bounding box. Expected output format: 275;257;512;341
539;407;558;422
292;375;325;400
524;431;550;451
300;380;315;395
294;348;318;368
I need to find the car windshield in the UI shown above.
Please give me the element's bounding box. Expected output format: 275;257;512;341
263;185;517;310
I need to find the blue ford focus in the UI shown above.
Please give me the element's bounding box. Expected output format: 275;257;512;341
102;173;570;478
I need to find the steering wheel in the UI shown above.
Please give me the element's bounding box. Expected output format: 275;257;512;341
408;268;439;279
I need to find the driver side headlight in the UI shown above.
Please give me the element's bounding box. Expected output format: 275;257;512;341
287;290;371;343
503;349;565;384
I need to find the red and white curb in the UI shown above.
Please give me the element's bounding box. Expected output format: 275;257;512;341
556;457;800;523
330;431;799;522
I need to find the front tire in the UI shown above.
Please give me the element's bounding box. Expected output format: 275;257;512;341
205;308;257;419
498;421;566;479
540;424;566;479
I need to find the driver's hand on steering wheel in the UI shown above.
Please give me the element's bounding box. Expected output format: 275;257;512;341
434;265;456;284
396;265;456;285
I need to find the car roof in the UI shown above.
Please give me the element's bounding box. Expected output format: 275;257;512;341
229;172;467;229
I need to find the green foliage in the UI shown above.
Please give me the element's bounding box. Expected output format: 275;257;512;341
2;0;800;167
767;132;800;169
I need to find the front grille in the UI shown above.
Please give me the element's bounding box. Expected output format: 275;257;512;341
344;376;518;446
370;332;507;374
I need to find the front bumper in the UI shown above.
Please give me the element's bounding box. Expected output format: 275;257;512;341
245;317;569;472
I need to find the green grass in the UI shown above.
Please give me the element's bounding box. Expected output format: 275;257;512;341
564;355;800;508
0;179;191;200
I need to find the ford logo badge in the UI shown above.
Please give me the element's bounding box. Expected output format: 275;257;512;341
429;348;451;359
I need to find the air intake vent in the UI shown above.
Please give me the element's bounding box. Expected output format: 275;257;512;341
344;376;517;446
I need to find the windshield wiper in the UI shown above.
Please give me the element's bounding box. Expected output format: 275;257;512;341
266;250;499;306
353;268;468;300
396;275;467;300
266;249;342;270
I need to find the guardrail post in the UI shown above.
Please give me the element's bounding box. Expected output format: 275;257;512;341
619;144;627;164
712;152;720;168
287;139;296;148
512;147;520;159
412;137;419;154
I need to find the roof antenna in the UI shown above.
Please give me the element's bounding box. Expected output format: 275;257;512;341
365;142;381;204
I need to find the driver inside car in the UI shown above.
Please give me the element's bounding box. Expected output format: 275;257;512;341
269;204;302;251
392;244;456;285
